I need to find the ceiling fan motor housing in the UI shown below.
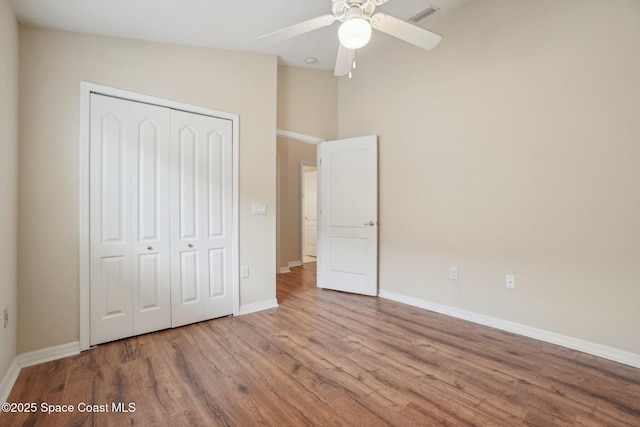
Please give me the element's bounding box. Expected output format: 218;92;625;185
332;0;377;22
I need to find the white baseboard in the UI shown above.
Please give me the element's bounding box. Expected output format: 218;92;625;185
0;341;80;403
279;261;302;274
17;341;80;368
0;359;20;403
379;290;640;369
239;298;279;315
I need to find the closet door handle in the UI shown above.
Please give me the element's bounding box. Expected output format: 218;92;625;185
188;243;194;248
147;246;154;251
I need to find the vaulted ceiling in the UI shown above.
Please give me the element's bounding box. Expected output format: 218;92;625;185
10;0;471;70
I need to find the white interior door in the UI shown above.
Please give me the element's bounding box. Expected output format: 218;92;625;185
170;110;234;327
317;135;378;296
303;168;318;257
90;94;171;345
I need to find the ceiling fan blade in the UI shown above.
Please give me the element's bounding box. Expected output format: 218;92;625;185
258;15;336;44
370;13;442;51
334;44;354;77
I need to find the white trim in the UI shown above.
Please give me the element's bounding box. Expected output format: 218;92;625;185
1;342;81;402
379;290;640;369
276;151;282;280
277;129;325;145
78;83;91;351
239;299;279;315
82;83;239;121
79;81;240;350
231;103;240;318
277;259;303;275
0;359;20;403
300;161;317;263
17;342;80;368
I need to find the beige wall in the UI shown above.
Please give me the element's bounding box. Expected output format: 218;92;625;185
339;0;640;354
0;0;19;380
277;137;317;270
277;66;338;140
18;26;277;353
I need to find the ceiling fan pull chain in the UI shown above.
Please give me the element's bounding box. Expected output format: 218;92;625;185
349;51;355;79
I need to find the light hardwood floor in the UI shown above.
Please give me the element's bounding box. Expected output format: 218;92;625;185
2;263;640;426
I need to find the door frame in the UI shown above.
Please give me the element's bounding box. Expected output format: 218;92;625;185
300;162;317;262
79;82;240;351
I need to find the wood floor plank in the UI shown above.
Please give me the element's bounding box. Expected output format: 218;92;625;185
2;262;640;426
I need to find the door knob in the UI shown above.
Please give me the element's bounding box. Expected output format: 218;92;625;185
364;221;376;227
147;246;153;251
188;243;193;248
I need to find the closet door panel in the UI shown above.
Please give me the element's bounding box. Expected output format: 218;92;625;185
207;131;224;237
131;104;171;335
171;110;234;327
178;127;199;240
100;113;127;245
179;250;200;303
137;253;160;308
204;123;234;318
101;256;129;317
171;120;205;326
138;120;161;241
208;248;225;298
90;96;134;345
90;94;171;344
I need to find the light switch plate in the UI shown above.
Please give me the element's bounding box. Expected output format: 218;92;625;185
251;203;267;215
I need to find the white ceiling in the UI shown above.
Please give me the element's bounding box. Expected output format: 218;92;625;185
10;0;471;71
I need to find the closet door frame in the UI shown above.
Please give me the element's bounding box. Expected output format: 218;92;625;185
79;82;240;351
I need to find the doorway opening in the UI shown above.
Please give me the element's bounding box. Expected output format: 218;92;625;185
276;131;379;297
275;131;323;274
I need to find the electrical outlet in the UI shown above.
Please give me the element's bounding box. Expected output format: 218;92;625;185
506;275;516;289
450;267;458;280
3;308;8;329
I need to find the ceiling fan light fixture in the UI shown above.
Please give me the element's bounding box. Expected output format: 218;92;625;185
338;17;371;50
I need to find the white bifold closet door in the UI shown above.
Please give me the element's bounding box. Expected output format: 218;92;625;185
89;94;233;346
90;94;171;345
170;110;234;328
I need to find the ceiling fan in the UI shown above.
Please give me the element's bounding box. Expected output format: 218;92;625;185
258;0;443;77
